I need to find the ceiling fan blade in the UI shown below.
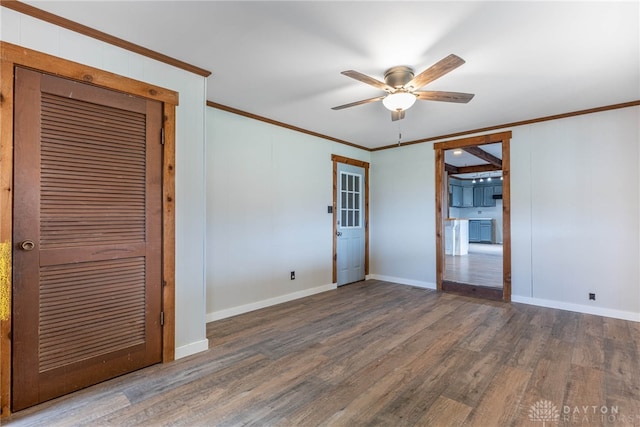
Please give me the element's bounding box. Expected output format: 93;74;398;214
415;91;475;103
331;96;386;110
404;54;466;91
391;110;405;121
341;70;394;92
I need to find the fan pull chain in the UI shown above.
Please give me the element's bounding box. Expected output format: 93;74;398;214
397;121;403;146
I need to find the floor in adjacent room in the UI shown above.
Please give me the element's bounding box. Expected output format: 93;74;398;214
445;243;504;289
5;280;640;426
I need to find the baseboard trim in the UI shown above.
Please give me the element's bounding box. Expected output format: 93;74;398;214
206;283;337;323
175;338;210;359
369;274;437;290
512;296;640;322
369;279;639;322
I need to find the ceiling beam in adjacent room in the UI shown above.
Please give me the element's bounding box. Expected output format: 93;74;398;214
463;146;502;168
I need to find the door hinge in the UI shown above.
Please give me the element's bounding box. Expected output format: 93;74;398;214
161;128;165;145
160;311;164;326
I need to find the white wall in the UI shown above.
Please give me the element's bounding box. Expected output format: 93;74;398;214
206;108;370;320
511;107;640;320
369;143;437;289
1;8;210;357
371;107;640;321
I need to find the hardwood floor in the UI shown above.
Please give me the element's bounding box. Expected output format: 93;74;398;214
5;280;640;426
445;243;503;288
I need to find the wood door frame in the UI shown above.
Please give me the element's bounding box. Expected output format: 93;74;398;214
0;41;178;416
434;131;512;301
331;155;369;284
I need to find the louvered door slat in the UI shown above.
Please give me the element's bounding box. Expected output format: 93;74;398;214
39;327;146;373
42;94;147;136
41;105;147;133
42;147;146;169
40;92;146;250
42;94;147;125
41;131;147;153
40;157;146;176
42;124;148;146
36;258;145;276
39;258;146;372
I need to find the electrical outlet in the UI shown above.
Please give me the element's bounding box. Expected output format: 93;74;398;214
589;293;596;301
290;271;295;280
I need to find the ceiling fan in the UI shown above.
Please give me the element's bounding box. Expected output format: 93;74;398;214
332;54;474;121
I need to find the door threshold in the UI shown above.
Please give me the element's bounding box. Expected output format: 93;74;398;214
442;280;503;301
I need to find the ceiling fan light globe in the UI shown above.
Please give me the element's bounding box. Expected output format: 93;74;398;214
382;92;416;112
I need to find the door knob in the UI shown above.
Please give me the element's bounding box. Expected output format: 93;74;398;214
20;240;35;251
336;231;342;237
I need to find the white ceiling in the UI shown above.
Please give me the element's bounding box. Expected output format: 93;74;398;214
26;1;640;150
445;143;502;168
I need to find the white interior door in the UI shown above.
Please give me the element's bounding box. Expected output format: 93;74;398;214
336;163;365;286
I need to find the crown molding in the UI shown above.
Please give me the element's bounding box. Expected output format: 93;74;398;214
206;101;369;152
0;0;211;77
372;100;640;151
209;100;639;152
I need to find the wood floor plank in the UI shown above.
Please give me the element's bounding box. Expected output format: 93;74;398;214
462;365;531;427
550;309;580;343
4;280;639;427
528;305;559;329
415;395;473;426
603;339;640;401
562;365;605;424
442;348;509;407
518;338;574;423
572;335;605;369
9;393;130;427
606;394;640;425
603;317;634;342
456;305;513;352
102;353;268;426
576;311;605;339
505;325;553;371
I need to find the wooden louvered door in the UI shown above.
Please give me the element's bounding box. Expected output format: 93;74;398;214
12;67;163;411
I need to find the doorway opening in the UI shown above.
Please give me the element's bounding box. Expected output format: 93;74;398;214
434;132;512;301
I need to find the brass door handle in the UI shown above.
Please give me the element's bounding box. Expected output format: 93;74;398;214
20;240;35;251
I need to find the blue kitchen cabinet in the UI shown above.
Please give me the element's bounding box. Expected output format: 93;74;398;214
469;219;493;243
472;184;500;207
469;220;480;241
479;221;493;242
450;185;463;207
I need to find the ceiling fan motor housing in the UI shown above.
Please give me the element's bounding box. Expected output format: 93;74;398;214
384;66;415;89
